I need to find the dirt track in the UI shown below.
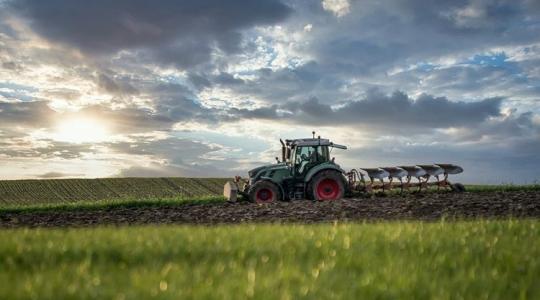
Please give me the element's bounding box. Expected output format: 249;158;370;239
1;191;539;228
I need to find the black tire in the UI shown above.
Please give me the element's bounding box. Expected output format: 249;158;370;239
308;170;345;201
248;181;281;203
451;182;466;193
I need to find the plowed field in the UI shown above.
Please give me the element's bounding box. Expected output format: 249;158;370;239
2;190;539;228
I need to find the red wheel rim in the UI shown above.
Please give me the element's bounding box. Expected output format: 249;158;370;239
316;179;340;200
256;188;273;203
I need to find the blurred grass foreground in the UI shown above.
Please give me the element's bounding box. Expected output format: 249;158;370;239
0;220;538;299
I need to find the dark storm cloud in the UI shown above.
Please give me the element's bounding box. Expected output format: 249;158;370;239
317;92;502;127
9;0;292;67
194;62;326;103
233;91;502;129
302;0;540;77
229;105;281;120
456;110;540;142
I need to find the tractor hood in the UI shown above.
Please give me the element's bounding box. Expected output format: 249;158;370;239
248;163;288;178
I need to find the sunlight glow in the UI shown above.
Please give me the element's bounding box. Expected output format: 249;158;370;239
53;117;109;143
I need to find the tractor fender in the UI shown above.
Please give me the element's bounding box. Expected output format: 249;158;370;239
304;164;346;184
258;177;285;201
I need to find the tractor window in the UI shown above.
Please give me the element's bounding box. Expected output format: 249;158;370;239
295;147;310;165
295;146;311;174
294;146;329;174
318;146;330;161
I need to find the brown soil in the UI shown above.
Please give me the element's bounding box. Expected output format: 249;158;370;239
1;191;539;228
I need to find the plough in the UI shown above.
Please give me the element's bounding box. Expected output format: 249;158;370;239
347;164;464;194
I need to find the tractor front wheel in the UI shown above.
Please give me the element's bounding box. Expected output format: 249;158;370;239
309;170;345;201
248;181;280;203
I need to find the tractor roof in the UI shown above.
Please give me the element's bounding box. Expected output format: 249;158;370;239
286;138;347;149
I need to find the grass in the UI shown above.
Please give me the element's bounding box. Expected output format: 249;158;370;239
0;220;538;299
465;184;540;192
0;196;226;214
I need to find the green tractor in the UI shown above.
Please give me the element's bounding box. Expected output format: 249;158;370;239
224;134;466;202
224;134;348;203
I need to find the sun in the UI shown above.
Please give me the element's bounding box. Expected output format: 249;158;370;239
54;117;109;143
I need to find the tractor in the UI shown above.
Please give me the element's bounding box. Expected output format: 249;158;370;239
225;134;349;202
224;134;465;203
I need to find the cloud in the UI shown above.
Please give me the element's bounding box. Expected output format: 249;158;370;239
116;163;227;178
9;0;292;67
0;136;98;159
35;171;84;178
296;0;540;80
449;110;540;143
95;73;138;96
447;0;523;29
322;0;350;17
112;137;243;177
0;101;55;127
232;90;503;130
198;62;325;104
1;61;19;70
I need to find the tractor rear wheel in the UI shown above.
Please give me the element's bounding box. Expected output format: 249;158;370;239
309;170;345;201
248;181;280;203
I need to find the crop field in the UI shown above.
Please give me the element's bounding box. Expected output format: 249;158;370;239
1;220;538;299
0;177;228;207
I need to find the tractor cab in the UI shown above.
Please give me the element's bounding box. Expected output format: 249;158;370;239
283;138;343;178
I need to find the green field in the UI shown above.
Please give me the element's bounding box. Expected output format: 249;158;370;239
0;220;538;299
0;177;228;207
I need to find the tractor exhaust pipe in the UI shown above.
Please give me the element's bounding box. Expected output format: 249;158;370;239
280;139;286;162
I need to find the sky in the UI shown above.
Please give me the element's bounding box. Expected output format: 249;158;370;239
0;0;539;184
